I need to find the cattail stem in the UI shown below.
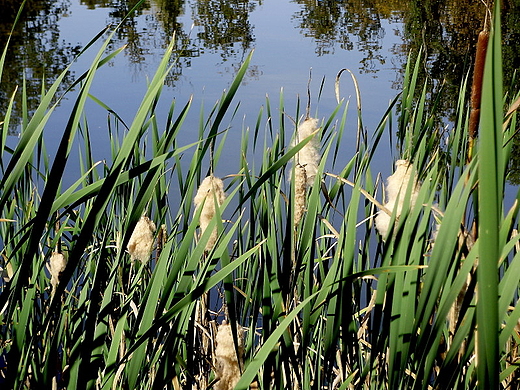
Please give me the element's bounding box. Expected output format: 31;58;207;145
195;291;210;389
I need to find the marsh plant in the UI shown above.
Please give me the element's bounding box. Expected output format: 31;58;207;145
0;1;519;389
374;159;420;240
127;215;157;263
194;175;227;252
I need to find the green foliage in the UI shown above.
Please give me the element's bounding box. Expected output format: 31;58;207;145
0;2;519;389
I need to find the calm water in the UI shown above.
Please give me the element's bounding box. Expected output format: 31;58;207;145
2;0;520;179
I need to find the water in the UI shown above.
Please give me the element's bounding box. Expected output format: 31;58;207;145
1;0;520;182
1;0;408;178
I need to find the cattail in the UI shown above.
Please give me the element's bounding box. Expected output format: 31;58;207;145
290;118;320;229
293;117;320;187
127;216;156;263
375;160;419;239
468;31;489;139
49;252;67;298
214;322;244;390
293;164;307;226
431;221;441;249
194;175;226;252
156;224;167;260
467;30;489;162
1;256;14;283
385;160;417;202
374;198;396;239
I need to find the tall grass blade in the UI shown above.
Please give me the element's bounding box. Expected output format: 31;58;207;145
477;0;503;388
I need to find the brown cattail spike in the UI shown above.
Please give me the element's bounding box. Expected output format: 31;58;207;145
467;29;489;162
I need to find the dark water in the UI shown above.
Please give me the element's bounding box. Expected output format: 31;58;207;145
1;0;520;180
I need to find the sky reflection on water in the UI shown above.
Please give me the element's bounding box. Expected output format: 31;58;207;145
32;0;406;179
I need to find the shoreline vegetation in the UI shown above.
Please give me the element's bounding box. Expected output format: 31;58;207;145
1;1;519;389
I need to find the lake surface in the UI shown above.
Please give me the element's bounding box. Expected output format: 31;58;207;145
1;0;520;180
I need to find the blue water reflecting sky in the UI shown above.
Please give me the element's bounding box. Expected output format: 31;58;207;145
44;0;405;181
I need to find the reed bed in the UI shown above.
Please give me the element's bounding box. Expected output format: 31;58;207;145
0;1;519;389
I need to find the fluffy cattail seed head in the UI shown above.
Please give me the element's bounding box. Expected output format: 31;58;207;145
375;160;420;239
214;322;244;390
194;175;226;251
49;252;67;297
374;198;395;239
293;117;320;187
293;164;307;226
385;160;418;203
127;216;156;263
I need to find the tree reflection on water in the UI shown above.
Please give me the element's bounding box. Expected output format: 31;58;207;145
0;0;80;133
191;0;257;58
